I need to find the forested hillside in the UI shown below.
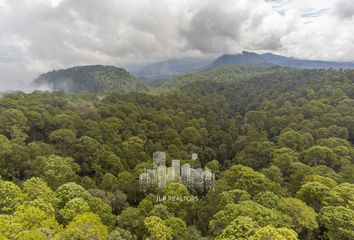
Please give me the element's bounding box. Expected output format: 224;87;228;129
34;65;149;93
1;66;354;239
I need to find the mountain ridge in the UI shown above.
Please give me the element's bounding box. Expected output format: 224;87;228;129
211;51;354;69
126;51;354;82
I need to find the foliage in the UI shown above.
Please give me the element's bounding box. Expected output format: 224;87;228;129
215;216;259;240
210;200;292;235
0;66;353;239
61;212;108;240
144;216;173;240
319;206;354;240
249;226;298;240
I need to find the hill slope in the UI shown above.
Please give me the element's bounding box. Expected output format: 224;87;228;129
34;65;149;93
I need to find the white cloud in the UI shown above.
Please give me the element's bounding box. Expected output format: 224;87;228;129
1;0;354;91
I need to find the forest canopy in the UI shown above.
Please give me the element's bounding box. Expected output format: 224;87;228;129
0;65;354;239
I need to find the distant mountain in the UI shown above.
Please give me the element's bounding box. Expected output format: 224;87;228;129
212;51;266;66
262;53;354;69
126;52;354;83
211;51;354;69
126;57;214;83
34;65;149;93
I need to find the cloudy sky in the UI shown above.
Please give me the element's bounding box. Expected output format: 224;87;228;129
1;0;354;91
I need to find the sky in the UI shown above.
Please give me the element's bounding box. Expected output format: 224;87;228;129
1;0;354;91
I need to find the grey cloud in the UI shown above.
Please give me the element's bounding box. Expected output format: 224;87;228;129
253;35;282;51
335;0;354;19
177;0;281;54
1;0;354;91
180;4;246;53
179;0;277;54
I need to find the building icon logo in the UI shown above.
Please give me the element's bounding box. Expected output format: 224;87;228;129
139;151;215;194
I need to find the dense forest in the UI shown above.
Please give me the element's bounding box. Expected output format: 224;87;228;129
0;65;354;239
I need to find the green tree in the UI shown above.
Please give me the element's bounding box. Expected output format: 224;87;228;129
206;160;221;177
108;227;137;240
235;141;275;169
187;225;210;240
87;197;115;227
22;177;59;209
331;183;354;208
56;182;91;209
149;204;173;220
0;109;29;143
319;206;354;240
164;217;188;240
303;174;338;189
138;196;155;216
278;197;318;238
210;200;292;236
253;191;280;209
49;129;76;155
0;180;26;214
117;171;137;200
181;127;201;144
73;136;114;176
32;155;79;189
117;207;145;238
214;165;278;196
27;142;56;160
163;183;192;219
12;205;61;238
0;215;12;239
271;147;299;176
249;226;298;240
62;213;108;240
17;230;47;240
261;165;283;184
296;182;336;211
218;189;251;209
89;189;129;214
301;146;339;168
215;216;259;240
59;198;90;222
278;130;313;152
0;138;31;179
144;216;173;240
24;197;56;216
105;154;125;175
122;136;148;168
0;135;11;160
99;173;119;192
288;162;314;193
